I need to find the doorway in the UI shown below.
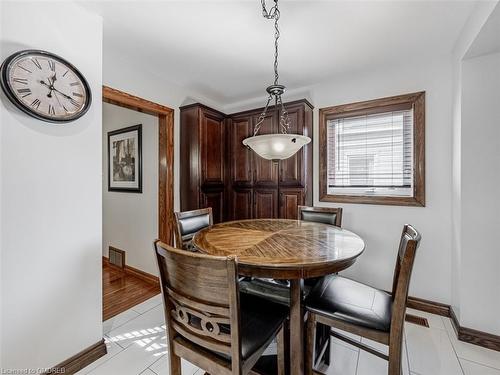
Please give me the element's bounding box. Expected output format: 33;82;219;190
102;86;174;320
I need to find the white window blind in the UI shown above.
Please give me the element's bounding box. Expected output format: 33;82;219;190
327;108;413;197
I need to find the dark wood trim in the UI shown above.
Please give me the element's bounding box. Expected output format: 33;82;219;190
407;296;450;317
229;98;314;117
103;86;174;245
319;91;425;207
103;256;160;286
44;339;106;375
450;307;500;352
179;102;227;118
405;296;500;352
125;264;160;286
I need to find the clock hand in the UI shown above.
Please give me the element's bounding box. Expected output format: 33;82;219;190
40;80;54;98
53;89;64;110
41;80;72;100
52;87;72;100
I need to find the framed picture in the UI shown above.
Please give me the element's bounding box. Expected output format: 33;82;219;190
108;124;142;193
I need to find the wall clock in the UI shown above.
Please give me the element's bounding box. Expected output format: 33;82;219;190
0;50;91;123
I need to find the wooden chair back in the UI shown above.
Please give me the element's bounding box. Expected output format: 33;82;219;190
390;224;421;341
298;206;343;227
154;240;242;369
173;208;213;249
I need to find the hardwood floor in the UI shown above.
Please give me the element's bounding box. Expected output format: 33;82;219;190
102;263;160;321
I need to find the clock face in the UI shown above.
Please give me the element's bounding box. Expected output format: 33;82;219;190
0;50;91;123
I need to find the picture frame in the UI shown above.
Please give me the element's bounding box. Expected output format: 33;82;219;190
108;124;142;193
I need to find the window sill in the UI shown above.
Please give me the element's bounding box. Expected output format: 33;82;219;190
319;192;425;207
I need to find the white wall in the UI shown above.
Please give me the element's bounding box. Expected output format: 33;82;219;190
460;52;500;335
102;49;225;212
102;103;159;275
227;57;454;304
450;0;499;323
310;59;453;303
0;1;103;369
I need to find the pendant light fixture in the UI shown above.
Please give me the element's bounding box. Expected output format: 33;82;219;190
242;0;311;161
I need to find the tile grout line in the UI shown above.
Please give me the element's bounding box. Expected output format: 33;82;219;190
459;357;500;372
404;328;411;374
354;344;361;375
440;316;466;375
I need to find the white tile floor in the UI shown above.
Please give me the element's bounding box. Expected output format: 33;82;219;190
77;296;500;375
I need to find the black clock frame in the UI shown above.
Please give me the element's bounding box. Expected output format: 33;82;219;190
0;49;92;123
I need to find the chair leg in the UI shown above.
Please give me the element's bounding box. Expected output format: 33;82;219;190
317;323;331;366
387;338;403;375
305;312;316;375
169;349;182;375
277;324;286;375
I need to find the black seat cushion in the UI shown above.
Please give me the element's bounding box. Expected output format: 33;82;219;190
238;293;288;359
305;275;392;332
239;278;315;306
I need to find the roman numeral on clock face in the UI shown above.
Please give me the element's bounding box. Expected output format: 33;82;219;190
13;77;28;84
70;98;80;107
30;99;41;109
48;105;56;116
72;92;83;98
48;60;56;72
32;58;42;70
17;88;32;97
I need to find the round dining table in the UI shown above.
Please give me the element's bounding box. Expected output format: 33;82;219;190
193;218;365;375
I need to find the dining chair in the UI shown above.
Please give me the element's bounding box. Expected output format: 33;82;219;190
154;240;288;375
298;206;343;228
239;206;344;304
173;208;212;250
238;206;343;368
304;224;421;375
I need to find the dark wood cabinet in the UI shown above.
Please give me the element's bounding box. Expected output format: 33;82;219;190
254;189;279;219
181;99;313;224
230;188;253;220
279;103;305;187
200;110;225;186
229;115;253;186
180;104;226;222
201;189;225;223
279;188;304;219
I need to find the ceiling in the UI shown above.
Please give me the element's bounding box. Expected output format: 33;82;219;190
81;1;478;106
465;1;500;59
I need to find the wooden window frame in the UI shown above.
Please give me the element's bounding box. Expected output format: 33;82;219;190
319;92;425;207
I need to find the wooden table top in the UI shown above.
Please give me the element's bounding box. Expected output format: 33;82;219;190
193;219;365;279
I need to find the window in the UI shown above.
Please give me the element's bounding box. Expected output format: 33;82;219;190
319;92;425;206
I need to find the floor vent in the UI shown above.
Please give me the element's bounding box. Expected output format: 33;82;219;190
405;314;429;328
109;247;125;269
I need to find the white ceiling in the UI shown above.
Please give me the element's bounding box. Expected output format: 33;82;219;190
81;1;478;106
465;1;500;58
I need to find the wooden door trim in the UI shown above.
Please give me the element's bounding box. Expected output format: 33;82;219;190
103;86;174;245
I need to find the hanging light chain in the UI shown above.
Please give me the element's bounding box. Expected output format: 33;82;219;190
253;94;273;136
253;0;291;137
277;95;290;134
261;0;280;85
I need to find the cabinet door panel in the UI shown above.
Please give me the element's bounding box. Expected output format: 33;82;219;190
201;190;224;223
230;188;253;220
279;189;304;219
254;189;278;219
230;116;253;186
201;111;225;186
253;113;279;186
280;104;305;186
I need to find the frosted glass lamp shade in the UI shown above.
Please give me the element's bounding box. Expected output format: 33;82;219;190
242;134;311;161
